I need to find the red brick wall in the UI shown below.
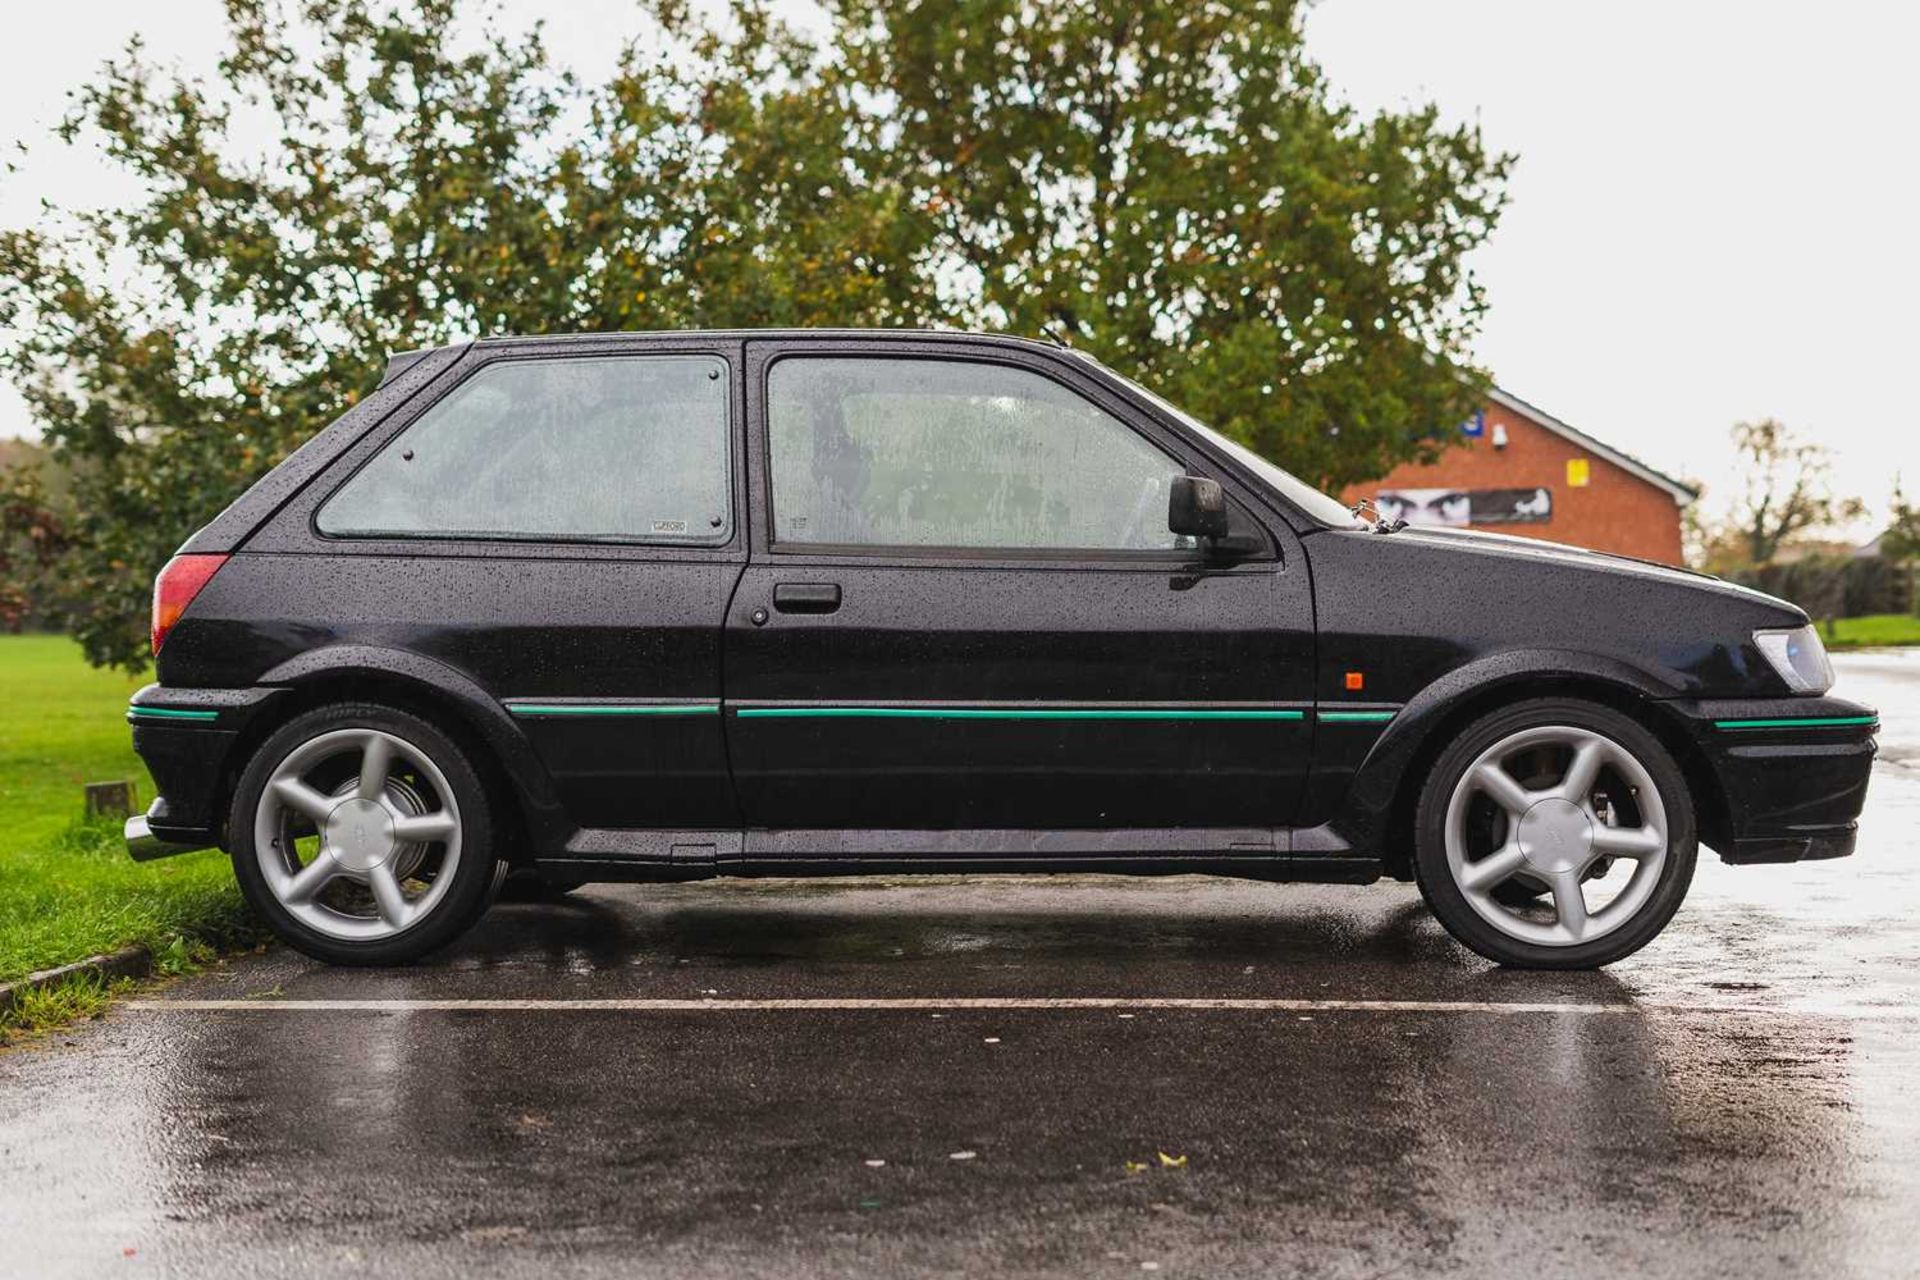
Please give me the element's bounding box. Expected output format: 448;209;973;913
1338;400;1687;565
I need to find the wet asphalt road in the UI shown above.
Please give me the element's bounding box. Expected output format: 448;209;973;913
5;655;1920;1278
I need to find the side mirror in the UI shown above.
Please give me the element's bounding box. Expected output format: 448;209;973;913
1168;474;1230;541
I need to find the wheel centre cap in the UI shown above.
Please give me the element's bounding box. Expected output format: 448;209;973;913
325;798;395;873
1516;797;1594;875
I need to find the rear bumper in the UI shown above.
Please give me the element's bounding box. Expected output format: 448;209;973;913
1672;695;1877;864
125;683;287;855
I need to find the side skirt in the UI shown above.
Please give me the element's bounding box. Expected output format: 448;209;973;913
534;826;1384;886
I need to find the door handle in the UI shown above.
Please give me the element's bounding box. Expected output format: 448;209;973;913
772;583;842;614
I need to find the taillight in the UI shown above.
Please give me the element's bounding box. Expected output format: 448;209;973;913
151;554;229;655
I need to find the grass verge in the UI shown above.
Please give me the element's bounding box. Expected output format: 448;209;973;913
0;633;260;1007
3;972;134;1038
0;931;258;1044
1822;613;1920;650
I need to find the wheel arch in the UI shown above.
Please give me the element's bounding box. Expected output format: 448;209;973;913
1344;653;1732;879
223;646;566;863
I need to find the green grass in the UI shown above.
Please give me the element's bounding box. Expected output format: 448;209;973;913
0;634;255;987
2;972;131;1035
1821;614;1920;650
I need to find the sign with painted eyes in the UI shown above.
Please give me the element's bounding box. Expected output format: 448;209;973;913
1373;486;1553;528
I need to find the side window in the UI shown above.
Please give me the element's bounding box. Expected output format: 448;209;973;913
319;355;731;544
767;357;1186;552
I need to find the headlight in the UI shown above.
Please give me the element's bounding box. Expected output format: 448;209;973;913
1754;624;1834;694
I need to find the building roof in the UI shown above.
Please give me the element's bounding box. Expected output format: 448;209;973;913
1487;386;1699;507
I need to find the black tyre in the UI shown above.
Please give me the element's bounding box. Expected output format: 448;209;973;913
1412;697;1697;969
229;702;503;966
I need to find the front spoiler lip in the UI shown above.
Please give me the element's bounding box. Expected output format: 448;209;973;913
1720;826;1858;864
125;814;213;862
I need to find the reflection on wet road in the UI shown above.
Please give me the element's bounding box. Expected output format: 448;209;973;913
3;654;1917;1277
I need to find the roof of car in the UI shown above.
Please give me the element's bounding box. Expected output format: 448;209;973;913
378;336;1698;509
477;327;1059;346
379;329;1064;387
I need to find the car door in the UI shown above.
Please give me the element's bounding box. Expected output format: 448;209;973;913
278;338;747;831
722;336;1316;834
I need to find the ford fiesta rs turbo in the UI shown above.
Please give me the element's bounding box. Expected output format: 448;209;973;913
125;330;1876;969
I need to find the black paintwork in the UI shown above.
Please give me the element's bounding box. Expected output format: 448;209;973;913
133;329;1876;882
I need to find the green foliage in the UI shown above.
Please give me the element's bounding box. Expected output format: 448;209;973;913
1877;479;1920;615
829;0;1510;486
1724;553;1910;623
2;0;1510;668
0;973;127;1041
1821;612;1920;651
1881;478;1920;566
0;449;73;631
0;634;258;984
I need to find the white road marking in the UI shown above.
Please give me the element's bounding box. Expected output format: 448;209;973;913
119;995;1918;1018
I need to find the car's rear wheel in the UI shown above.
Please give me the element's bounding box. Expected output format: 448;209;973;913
229;703;503;965
1413;698;1697;969
1489;877;1550;908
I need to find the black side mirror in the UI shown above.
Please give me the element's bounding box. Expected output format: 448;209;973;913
1168;474;1230;541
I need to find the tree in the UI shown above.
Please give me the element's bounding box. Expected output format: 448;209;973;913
1879;477;1920;614
825;0;1511;488
0;463;71;633
1881;478;1920;562
1725;419;1865;567
2;0;1511;669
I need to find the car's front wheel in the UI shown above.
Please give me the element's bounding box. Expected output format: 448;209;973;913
1413;698;1697;969
229;703;503;965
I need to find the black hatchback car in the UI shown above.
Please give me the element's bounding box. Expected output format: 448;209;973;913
125;330;1876;969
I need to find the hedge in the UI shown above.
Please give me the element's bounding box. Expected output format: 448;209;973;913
1724;553;1914;620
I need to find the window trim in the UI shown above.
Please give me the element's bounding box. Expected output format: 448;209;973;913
756;347;1270;565
311;352;740;551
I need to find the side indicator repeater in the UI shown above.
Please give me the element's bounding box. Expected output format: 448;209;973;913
1344;671;1365;692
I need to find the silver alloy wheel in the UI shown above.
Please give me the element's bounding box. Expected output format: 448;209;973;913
1443;724;1669;948
253;728;463;942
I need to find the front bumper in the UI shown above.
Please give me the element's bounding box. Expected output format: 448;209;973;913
1672;694;1877;864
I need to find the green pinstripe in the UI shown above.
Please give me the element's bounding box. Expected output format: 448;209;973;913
1317;710;1397;724
732;707;1307;722
507;703;718;717
1712;715;1877;731
126;707;220;723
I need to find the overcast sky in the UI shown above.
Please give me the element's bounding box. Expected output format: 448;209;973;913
3;1;1915;531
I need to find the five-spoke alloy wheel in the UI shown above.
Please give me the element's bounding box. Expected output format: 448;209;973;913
230;704;502;965
1414;698;1697;969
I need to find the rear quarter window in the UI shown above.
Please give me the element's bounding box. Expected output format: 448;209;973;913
318;355;732;544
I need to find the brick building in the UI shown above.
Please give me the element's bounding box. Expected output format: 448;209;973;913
1341;388;1698;565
